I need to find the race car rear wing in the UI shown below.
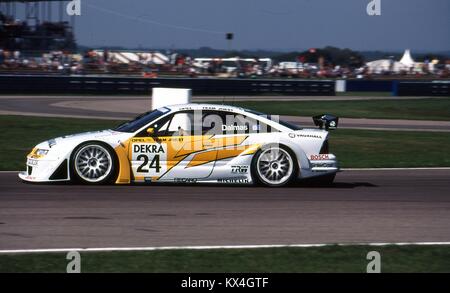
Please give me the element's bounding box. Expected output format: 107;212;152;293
313;114;339;130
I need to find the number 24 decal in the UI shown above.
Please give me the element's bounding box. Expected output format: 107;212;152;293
137;154;161;173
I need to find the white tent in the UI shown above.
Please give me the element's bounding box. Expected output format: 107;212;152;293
399;49;415;67
366;59;392;73
365;59;404;74
141;52;170;65
94;50;169;65
366;49;417;73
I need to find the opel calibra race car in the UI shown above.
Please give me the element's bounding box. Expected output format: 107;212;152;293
19;104;339;187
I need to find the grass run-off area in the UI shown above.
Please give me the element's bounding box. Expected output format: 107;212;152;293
0;245;449;273
208;98;450;121
1;115;450;170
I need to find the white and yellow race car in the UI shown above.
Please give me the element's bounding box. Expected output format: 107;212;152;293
19;104;339;187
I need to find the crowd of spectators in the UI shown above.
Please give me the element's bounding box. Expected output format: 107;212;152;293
0;49;81;74
0;48;449;79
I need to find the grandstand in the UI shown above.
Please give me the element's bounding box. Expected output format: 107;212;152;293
0;0;76;53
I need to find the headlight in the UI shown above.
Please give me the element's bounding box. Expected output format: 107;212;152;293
35;149;49;156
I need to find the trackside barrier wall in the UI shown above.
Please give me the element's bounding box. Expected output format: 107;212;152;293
345;80;393;92
0;75;335;96
337;80;449;96
1;75;447;96
397;81;450;97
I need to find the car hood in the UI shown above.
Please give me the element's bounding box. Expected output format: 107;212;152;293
55;129;118;142
34;129;131;151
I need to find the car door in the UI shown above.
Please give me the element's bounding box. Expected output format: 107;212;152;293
205;111;275;178
129;110;218;182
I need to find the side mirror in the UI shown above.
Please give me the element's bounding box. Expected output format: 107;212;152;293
146;127;155;135
313;114;339;130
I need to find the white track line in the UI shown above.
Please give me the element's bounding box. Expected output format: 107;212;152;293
1;242;450;254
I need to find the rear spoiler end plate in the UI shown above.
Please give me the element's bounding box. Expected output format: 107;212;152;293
313;114;339;130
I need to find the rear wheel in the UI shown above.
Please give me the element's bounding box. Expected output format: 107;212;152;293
71;142;117;184
252;145;297;187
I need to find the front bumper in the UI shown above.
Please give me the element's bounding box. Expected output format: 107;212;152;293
18;157;70;183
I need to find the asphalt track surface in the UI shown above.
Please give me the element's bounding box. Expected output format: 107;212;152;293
1;95;450;132
1;169;450;250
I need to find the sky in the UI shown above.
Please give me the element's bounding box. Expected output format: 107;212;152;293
11;0;450;51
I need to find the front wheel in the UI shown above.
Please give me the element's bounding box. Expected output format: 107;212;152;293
251;145;297;187
71;142;117;184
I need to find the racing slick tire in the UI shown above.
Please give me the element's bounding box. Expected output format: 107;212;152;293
71;142;118;185
251;145;298;187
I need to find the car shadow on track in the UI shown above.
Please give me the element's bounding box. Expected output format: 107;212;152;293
127;180;378;189
18;177;377;189
291;181;377;189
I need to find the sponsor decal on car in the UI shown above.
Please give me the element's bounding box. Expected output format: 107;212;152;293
132;143;167;176
310;154;330;161
222;125;248;132
289;133;323;139
174;178;198;183
231;165;249;174
201;106;235;112
133;144;165;154
202;106;217;111
217;178;249;183
27;158;39;166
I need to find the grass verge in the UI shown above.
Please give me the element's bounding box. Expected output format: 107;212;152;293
208;98;450;121
1;115;450;170
0;245;449;273
0;115;122;171
329;129;450;168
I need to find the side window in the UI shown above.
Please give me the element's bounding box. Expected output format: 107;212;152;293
224;114;252;135
201;111;276;135
202;111;225;135
248;114;276;133
135;111;196;137
151;117;170;136
136;110;279;137
224;113;274;134
255;119;275;133
135;115;171;137
167;112;193;136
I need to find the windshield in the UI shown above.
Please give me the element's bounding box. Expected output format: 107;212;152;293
245;108;302;131
114;108;169;133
